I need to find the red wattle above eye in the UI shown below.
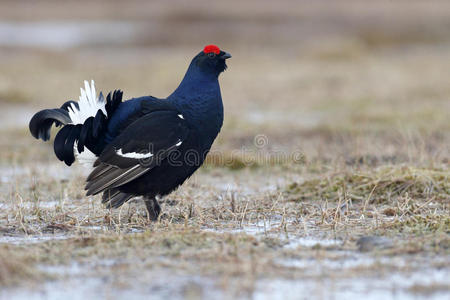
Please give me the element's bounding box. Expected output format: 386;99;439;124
203;45;220;55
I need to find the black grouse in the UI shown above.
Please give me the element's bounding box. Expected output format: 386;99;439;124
29;45;231;220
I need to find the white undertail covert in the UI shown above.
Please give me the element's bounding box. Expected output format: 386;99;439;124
70;80;107;167
75;145;97;168
68;80;107;125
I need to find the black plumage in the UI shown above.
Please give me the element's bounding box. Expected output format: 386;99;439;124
29;45;231;220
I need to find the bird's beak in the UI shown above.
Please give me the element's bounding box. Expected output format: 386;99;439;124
221;52;232;59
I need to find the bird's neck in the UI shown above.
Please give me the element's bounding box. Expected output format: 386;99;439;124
169;63;223;117
169;62;219;99
168;63;224;142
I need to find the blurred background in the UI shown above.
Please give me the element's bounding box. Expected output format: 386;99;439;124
0;0;449;165
0;1;449;298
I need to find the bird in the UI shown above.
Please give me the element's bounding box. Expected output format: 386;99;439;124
29;44;231;220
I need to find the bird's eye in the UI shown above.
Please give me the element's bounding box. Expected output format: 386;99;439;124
208;52;215;58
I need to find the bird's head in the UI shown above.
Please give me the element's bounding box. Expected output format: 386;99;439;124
193;45;231;76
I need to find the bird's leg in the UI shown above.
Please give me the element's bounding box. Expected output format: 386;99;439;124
144;197;161;221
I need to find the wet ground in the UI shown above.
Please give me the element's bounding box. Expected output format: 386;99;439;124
1;157;449;300
0;1;449;299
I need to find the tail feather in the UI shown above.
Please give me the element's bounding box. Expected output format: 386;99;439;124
59;100;79;113
105;90;123;116
63;125;82;166
77;117;92;153
53;125;72;162
29;109;71;141
92;110;106;138
29;80;123;166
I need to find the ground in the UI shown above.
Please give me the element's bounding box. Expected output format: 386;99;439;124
0;1;449;299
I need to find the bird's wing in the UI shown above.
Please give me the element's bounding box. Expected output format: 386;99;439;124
85;110;188;196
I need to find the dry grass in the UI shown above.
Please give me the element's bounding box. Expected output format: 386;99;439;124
0;0;449;298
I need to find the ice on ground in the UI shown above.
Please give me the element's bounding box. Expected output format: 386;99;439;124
205;218;342;249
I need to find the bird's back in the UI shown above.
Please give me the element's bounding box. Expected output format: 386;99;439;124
103;96;156;145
